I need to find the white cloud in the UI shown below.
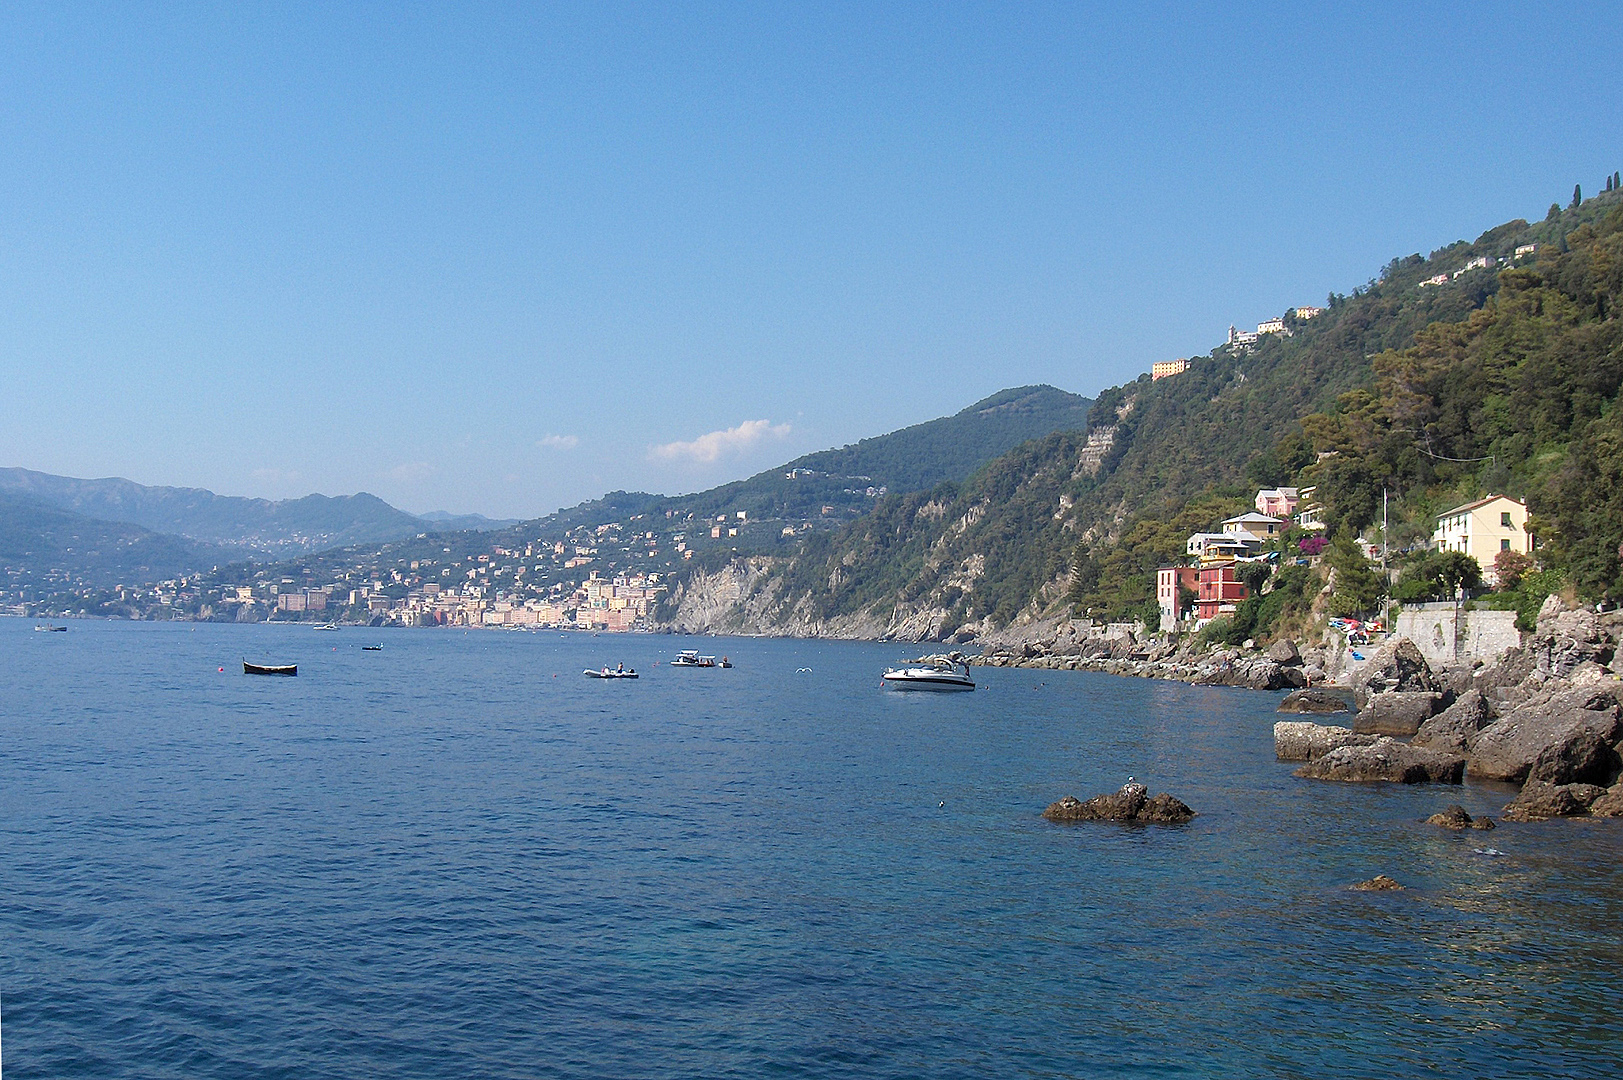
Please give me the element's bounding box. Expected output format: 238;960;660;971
389;461;435;482
650;419;791;464
538;434;580;450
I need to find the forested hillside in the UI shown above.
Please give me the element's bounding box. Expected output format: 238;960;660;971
678;184;1623;637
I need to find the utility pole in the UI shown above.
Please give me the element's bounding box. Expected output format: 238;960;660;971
1381;488;1391;635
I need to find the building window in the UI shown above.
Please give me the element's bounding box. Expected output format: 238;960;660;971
1501;512;1512;527
1501;539;1511;551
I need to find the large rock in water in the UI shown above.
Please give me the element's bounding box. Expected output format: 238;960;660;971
1273;721;1376;762
1501;781;1609;821
1353;692;1446;737
1466;683;1623;784
1426;804;1494;830
1412;690;1497;754
1294;737;1465;784
1277;689;1350;714
1043;782;1195;824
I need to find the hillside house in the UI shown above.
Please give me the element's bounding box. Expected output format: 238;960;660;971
1432;495;1531;585
1257;318;1287;335
1156;566;1199;631
1187;532;1255;562
1254;487;1300;518
1419;274;1450;288
1292;305;1324;320
1151;358;1190;380
1227;326;1260;349
1222;513;1285;541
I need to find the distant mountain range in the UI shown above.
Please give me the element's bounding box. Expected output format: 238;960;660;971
0;468;519;560
1;384;1096;601
0;490;235;589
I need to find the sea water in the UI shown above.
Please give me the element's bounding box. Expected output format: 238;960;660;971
2;619;1621;1078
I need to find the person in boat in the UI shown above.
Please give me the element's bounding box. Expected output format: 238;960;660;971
616;662;625;674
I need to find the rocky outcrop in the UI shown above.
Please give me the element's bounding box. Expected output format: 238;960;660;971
1465;682;1623;785
1501;781;1610;821
1353;691;1446;737
1193;655;1308;691
1354;637;1440;706
1277;689;1350;714
1043;782;1195;824
1426;804;1494;830
1350;875;1405;891
1588;785;1623;817
1273;721;1376;762
1412;690;1496;753
1294;737;1465;784
1530;607;1613;678
1267;638;1302;665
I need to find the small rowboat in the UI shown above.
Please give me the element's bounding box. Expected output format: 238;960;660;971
584;667;638;679
244;660;297;676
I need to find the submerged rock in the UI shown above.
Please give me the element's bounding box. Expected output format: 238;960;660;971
1273;721;1376;762
1350;875;1405;891
1043;782;1195;824
1426;804;1494;830
1294;737;1465;784
1277;689;1350;715
1353;691;1446;737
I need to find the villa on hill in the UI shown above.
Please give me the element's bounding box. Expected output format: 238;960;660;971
1432;495;1531;585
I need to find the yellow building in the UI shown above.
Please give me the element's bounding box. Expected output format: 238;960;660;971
1151;358;1189;380
1432;495;1531;584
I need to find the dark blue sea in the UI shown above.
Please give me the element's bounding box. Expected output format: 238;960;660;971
3;619;1622;1078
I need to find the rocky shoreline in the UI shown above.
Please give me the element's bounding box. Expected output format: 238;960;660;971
1269;602;1623;821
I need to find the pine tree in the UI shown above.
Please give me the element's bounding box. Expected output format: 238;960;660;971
1548;203;1562;221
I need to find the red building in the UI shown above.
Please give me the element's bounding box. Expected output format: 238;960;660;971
1155;566;1200;631
1195;564;1248;622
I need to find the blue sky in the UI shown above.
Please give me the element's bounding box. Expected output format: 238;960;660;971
0;3;1618;519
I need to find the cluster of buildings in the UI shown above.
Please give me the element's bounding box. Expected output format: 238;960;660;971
1157;487;1312;631
1155;486;1535;632
1149;307;1327;380
1418;245;1537;289
368;571;667;631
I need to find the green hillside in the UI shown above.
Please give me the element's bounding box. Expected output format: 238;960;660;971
651;385;1092;523
701;182;1623;635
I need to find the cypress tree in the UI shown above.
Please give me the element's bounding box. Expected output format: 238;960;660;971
1616;171;1621;190
1572;184;1582;208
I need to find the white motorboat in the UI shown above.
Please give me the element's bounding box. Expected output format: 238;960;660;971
671;650;732;668
880;653;976;691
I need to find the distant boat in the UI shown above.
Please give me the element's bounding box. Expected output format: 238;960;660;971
34;623;67;632
314;622;339;631
671;650;731;668
244;660;298;676
585;665;638;679
362;644;383;651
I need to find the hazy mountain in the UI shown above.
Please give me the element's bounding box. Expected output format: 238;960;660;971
0;490;232;589
417;510;522;531
0;469;508;558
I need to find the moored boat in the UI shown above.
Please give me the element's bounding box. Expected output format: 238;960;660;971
671;650;719;668
585;665;638;679
244;660;298;676
881;653;976;691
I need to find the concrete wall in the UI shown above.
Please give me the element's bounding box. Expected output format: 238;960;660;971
1395;603;1521;665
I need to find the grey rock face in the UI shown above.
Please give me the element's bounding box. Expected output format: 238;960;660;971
1294;737;1465;784
1412;690;1497;753
1267;638;1302;665
1530;609;1613;677
1466;683;1623;784
1354;637;1440;708
1353;692;1446;737
1277;689;1350;714
1273;721;1376;761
